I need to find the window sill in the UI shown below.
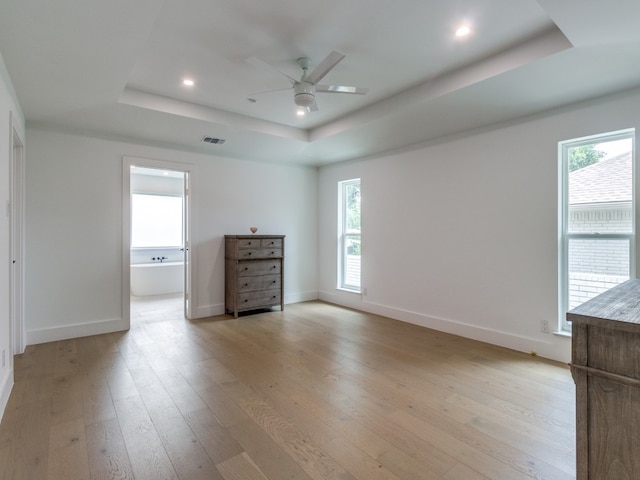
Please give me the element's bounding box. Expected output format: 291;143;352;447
553;330;572;338
337;287;361;294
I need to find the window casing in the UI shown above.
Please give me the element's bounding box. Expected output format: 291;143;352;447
559;129;635;331
338;179;361;292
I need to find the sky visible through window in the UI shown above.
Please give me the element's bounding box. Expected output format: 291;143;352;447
596;138;630;158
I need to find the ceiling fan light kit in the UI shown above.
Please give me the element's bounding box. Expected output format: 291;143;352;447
294;82;316;107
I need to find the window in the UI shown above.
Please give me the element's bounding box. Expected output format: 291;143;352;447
559;130;635;331
339;178;361;291
132;194;183;248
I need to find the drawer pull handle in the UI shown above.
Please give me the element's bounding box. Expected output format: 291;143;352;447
247;252;252;256
244;283;248;287
272;280;276;284
244;267;248;271
244;299;248;303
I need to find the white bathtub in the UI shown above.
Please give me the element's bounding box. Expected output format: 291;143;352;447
131;262;184;296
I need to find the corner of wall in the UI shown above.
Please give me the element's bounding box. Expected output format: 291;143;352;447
0;365;14;423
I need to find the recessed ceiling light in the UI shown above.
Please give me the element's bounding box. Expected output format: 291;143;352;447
182;78;195;87
455;25;472;37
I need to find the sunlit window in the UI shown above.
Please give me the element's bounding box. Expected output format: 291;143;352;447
132;194;183;248
338;178;361;291
559;129;635;331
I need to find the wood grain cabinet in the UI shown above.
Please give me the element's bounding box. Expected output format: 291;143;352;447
567;279;640;480
225;235;284;318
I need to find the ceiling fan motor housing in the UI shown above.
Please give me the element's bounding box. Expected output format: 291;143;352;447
294;81;316;107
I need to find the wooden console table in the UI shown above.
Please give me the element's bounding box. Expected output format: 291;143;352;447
567;279;640;480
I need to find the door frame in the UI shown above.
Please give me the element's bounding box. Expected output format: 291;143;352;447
9;112;25;355
122;156;196;326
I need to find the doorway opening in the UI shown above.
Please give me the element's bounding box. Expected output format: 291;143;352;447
10;113;25;355
123;157;193;327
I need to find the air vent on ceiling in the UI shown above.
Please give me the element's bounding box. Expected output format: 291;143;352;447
202;136;226;145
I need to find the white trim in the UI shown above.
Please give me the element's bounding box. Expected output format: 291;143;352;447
558;128;636;332
319;290;571;364
9;111;25;355
0;367;13;423
336;287;360;294
284;290;319;305
338;178;361;291
26;317;128;345
195;303;226;318
122;156;197;324
195;292;320;319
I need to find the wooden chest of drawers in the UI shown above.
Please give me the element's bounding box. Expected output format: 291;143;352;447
225;235;284;318
568;279;640;480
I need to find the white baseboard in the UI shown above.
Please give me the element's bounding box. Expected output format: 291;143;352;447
26;317;129;346
0;367;14;423
193;291;319;319
194;302;226;319
319;290;570;364
285;290;319;305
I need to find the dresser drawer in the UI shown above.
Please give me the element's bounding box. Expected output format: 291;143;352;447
261;238;283;249
237;274;281;293
237;259;281;277
237;248;262;259
236;248;282;259
237;289;281;309
237;238;261;249
261;248;282;258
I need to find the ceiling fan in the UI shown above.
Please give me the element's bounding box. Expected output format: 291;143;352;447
247;51;368;112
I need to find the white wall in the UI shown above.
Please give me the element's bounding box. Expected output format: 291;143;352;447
319;87;640;363
0;53;25;420
25;129;318;343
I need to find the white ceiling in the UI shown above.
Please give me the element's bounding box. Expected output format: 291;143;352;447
1;0;640;166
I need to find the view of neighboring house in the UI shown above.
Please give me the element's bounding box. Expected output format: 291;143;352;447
568;151;632;309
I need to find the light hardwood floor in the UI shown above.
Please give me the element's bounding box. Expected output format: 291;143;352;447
0;298;576;479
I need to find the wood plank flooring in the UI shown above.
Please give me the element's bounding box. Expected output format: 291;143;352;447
0;297;576;479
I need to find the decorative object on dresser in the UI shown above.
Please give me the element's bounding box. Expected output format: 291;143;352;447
567;278;640;480
225;234;284;318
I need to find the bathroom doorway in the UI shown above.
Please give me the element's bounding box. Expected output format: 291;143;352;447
123;157;194;327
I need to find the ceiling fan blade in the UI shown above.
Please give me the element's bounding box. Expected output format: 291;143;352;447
247;87;292;101
317;85;368;95
305;51;345;85
246;56;298;85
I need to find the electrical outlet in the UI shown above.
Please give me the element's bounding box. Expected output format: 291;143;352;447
541;319;550;333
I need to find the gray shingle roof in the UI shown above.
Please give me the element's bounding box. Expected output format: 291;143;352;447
569;151;632;205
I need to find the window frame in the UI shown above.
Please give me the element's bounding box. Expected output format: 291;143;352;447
558;129;635;332
338;178;361;292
